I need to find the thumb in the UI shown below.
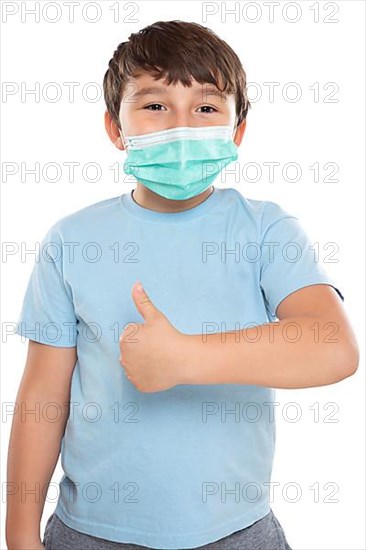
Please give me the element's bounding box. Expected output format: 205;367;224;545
131;281;161;322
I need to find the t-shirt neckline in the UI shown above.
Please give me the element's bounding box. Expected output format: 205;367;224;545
120;186;221;223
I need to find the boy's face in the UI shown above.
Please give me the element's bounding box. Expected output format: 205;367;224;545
105;69;246;151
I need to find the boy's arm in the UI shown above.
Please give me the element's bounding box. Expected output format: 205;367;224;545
6;340;77;549
183;284;359;389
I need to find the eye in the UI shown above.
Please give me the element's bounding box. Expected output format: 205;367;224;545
144;104;166;111
197;106;217;114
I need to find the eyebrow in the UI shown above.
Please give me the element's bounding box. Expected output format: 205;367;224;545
131;86;227;99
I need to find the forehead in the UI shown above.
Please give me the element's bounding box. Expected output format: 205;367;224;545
125;70;231;100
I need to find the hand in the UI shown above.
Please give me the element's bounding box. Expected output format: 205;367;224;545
119;281;189;393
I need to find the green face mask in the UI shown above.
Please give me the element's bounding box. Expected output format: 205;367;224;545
120;125;239;200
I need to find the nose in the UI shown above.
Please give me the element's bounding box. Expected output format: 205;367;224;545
168;108;202;129
168;116;190;129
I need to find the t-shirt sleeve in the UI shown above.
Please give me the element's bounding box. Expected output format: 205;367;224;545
15;224;78;347
259;206;344;321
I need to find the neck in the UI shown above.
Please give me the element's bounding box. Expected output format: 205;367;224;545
131;183;214;213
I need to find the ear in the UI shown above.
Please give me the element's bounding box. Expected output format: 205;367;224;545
104;110;125;151
233;119;246;147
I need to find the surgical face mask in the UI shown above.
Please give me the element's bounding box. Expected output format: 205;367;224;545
119;125;238;201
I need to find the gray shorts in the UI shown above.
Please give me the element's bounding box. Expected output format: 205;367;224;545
43;508;292;550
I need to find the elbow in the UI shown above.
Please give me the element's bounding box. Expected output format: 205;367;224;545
336;341;360;379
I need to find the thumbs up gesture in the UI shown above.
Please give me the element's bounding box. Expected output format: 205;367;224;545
119;281;190;393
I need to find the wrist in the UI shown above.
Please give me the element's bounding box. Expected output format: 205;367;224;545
179;332;226;386
178;333;204;385
6;526;42;549
7;537;43;550
174;334;193;385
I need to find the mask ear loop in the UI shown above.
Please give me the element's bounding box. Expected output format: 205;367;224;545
117;122;128;149
232;117;238;141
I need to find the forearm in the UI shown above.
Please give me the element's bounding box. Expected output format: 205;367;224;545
6;389;69;547
184;316;357;389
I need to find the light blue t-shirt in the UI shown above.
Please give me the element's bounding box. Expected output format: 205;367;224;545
15;186;344;548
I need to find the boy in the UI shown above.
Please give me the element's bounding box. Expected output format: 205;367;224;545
7;20;359;550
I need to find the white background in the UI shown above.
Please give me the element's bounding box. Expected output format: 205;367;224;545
1;1;365;549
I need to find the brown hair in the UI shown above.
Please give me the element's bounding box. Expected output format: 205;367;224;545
103;20;251;131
